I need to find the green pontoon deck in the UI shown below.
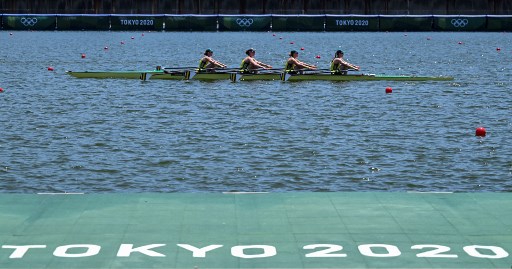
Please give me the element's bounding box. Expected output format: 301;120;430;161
0;192;510;268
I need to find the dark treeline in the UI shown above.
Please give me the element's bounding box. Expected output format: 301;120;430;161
1;0;511;15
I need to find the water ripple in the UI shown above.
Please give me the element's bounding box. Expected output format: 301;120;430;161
1;32;511;193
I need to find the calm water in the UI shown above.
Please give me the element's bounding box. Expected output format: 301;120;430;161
0;31;511;193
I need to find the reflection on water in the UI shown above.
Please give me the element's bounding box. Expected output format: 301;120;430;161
0;31;511;193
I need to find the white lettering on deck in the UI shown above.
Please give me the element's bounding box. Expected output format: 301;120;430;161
117;244;166;257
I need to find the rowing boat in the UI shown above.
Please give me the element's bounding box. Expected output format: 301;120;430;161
66;70;453;82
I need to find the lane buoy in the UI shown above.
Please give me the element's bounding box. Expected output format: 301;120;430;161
47;66;54;71
121;41;125;44
81;53;86;58
458;41;463;45
131;36;135;39
385;87;393;93
290;42;294;44
104;46;108;50
315;55;321;59
475;127;486;137
300;47;305;50
0;88;4;93
496;47;501;51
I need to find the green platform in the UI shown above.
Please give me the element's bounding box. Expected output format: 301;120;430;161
0;192;510;268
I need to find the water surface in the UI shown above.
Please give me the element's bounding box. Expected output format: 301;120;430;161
1;31;511;193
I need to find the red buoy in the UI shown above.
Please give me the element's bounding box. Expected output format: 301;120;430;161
315;55;321;59
496;47;501;51
290;42;294;44
385;87;393;93
475;127;486;137
300;47;305;50
131;36;135;39
458;41;463;45
81;53;86;59
0;88;4;93
47;66;54;71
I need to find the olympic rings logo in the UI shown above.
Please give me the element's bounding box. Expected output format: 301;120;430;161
236;18;254;27
451;18;468;28
20;17;38;27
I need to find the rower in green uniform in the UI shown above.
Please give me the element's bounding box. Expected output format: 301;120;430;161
240;48;272;74
285;50;317;74
330;50;360;75
198;49;227;73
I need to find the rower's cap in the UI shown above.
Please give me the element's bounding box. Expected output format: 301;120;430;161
290;50;298;56
336;50;344;55
246;48;255;55
204;49;213;55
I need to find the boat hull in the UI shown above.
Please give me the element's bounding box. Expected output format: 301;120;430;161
66;70;454;82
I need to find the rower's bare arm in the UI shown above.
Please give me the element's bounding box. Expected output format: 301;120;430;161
304;62;317;69
341;59;359;70
256;60;272;69
214;60;227;68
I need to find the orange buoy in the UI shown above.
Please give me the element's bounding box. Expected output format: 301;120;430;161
47;66;54;71
475;127;486;137
385;87;393;93
81;53;86;59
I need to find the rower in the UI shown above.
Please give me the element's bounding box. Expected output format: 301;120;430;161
198;49;227;73
285;50;317;74
240;48;272;74
330;50;360;75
